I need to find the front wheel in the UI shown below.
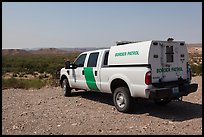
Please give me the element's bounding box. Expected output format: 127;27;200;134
62;79;72;97
113;87;133;113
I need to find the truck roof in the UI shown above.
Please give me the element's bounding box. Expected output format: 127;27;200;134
115;40;185;46
81;48;110;54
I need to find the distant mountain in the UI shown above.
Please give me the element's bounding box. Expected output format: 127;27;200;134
186;43;202;47
31;48;69;54
187;44;202;55
2;44;201;56
2;48;72;55
2;47;109;55
2;49;29;55
59;47;109;52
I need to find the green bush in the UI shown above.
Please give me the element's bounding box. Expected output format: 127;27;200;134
190;64;202;76
2;77;47;90
2;53;80;89
2;52;80;78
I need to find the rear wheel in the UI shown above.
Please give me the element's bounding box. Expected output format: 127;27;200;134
154;99;171;105
62;79;72;97
113;87;133;113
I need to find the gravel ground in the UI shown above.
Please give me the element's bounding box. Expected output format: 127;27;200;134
2;76;202;135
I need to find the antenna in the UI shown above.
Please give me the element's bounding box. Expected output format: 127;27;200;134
167;37;174;41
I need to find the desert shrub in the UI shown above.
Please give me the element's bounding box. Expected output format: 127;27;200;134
23;79;47;89
2;77;46;90
2;52;80;89
2;52;80;79
2;77;24;89
190;64;202;76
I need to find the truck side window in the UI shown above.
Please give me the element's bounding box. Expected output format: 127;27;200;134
103;51;109;65
166;46;174;63
74;54;87;67
87;52;99;67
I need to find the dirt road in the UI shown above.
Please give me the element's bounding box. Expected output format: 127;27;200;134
2;76;202;135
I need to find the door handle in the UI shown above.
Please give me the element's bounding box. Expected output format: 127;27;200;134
82;70;84;75
95;71;97;76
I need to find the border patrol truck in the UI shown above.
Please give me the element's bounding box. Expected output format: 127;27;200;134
60;39;198;113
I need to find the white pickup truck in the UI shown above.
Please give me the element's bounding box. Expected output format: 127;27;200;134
60;39;198;113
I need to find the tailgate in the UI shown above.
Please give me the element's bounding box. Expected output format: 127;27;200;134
150;41;188;83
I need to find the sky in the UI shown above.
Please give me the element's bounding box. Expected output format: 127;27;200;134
2;2;202;49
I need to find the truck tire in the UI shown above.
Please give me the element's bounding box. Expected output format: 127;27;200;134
154;99;171;105
62;79;72;97
113;87;133;113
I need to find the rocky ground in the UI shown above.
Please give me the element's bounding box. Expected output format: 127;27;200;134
2;76;202;135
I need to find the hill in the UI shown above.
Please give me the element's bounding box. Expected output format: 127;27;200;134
2;44;201;56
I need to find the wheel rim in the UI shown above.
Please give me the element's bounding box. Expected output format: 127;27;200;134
116;93;126;108
63;81;67;94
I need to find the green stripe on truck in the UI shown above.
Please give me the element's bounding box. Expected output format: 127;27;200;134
84;67;99;91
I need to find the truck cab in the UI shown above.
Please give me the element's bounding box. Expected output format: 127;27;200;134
60;49;109;93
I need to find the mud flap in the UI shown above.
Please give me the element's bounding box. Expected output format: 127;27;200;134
188;83;198;94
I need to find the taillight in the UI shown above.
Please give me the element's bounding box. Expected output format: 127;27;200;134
145;71;152;85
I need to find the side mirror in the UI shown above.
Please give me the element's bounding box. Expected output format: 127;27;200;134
70;63;78;69
64;61;70;69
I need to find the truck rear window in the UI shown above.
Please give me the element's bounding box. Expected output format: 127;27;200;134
103;51;109;65
87;52;99;67
166;46;174;63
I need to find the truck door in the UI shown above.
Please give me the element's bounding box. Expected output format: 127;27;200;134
84;52;101;91
70;53;87;90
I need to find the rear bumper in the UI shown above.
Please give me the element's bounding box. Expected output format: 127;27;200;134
148;83;198;99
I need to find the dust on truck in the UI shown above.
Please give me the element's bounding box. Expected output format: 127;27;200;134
60;38;198;113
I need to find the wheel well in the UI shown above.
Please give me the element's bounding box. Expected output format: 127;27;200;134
60;75;68;87
110;79;129;93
